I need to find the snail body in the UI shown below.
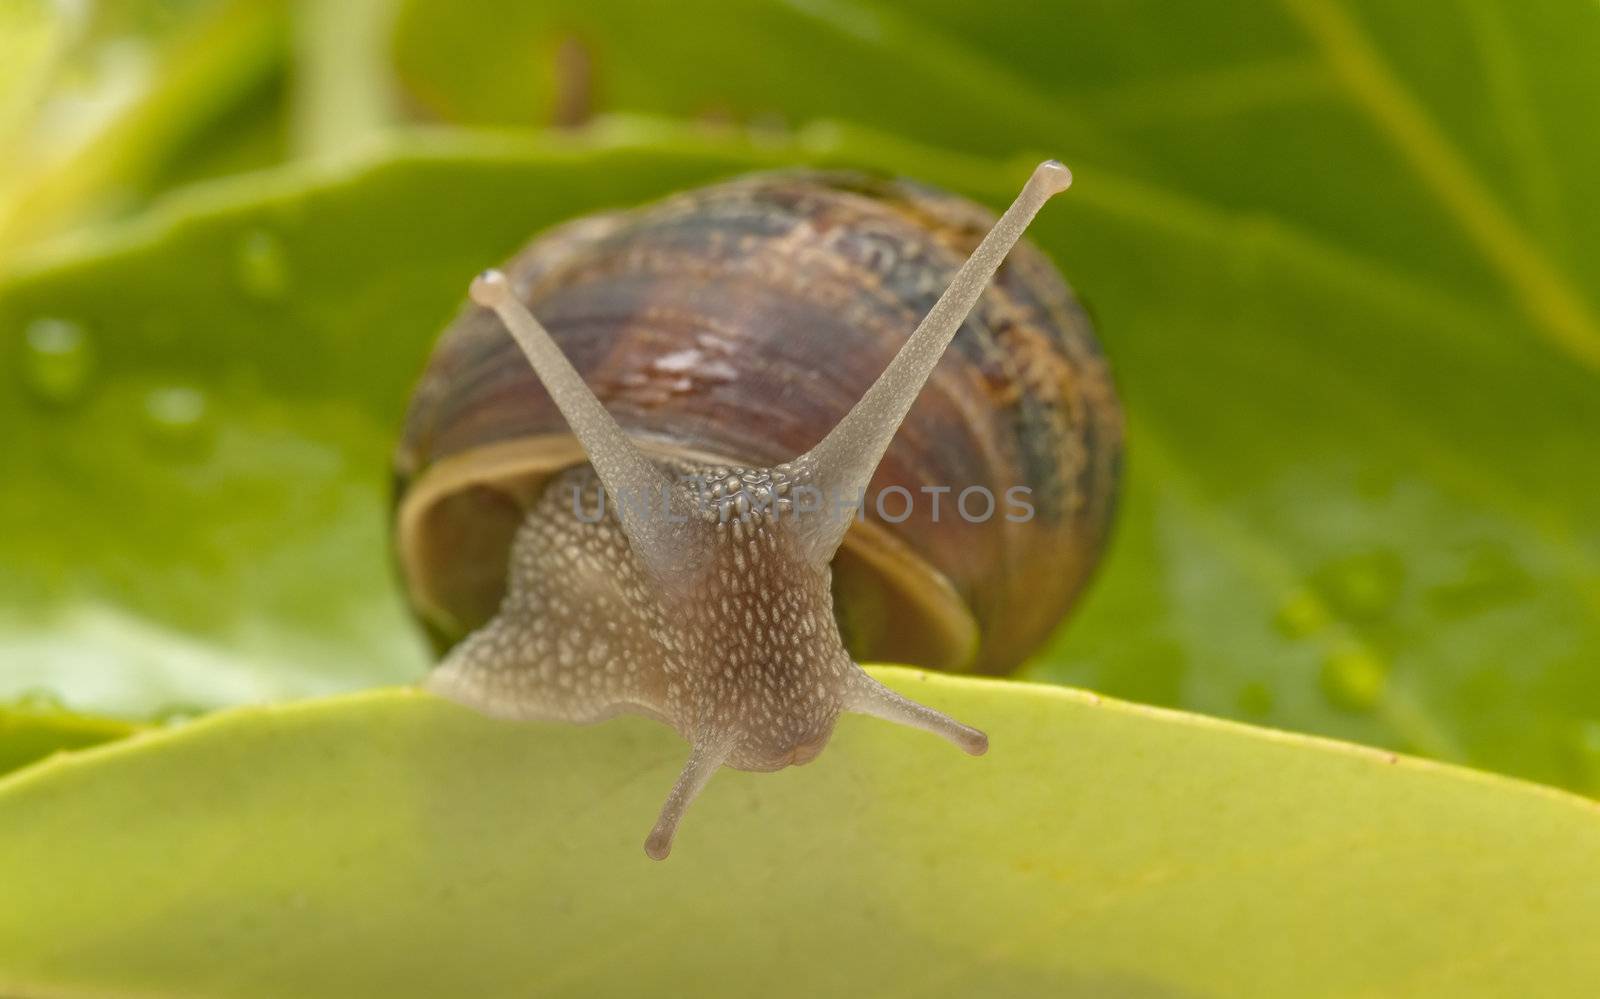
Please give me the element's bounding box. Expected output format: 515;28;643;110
395;162;1120;858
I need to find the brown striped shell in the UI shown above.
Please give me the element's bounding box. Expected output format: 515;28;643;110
394;170;1122;675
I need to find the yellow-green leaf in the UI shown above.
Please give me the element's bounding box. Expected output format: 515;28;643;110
0;668;1595;997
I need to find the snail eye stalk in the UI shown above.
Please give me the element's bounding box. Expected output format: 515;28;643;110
469;270;698;580
792;160;1073;564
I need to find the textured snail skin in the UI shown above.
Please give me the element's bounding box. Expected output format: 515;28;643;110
411;163;1101;858
427;461;960;862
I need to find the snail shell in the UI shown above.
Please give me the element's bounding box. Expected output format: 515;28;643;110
394;169;1121;678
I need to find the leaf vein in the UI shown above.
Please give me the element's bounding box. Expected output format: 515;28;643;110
1281;0;1600;372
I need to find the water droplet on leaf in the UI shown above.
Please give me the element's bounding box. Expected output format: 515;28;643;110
1427;543;1530;619
1319;648;1387;712
20;318;93;406
154;703;204;726
142;385;212;456
1314;550;1405;621
235;229;290;299
1273;589;1328;638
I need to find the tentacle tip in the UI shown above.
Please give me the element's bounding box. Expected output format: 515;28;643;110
961;728;990;757
1032;159;1073;197
644;828;673;861
469;268;511;308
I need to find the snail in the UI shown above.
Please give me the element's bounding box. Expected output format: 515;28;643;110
394;160;1121;859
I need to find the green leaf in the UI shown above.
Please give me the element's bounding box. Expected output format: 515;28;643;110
0;668;1595;997
388;0;1600;790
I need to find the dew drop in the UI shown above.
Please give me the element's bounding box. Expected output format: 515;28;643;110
1319;648;1387;712
142;384;212;456
1315;550;1404;621
235;229;290;299
20;318;94;406
1427;543;1528;619
1273;589;1329;638
154;703;204;726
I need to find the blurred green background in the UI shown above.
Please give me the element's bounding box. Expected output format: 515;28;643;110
2;0;1598;795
